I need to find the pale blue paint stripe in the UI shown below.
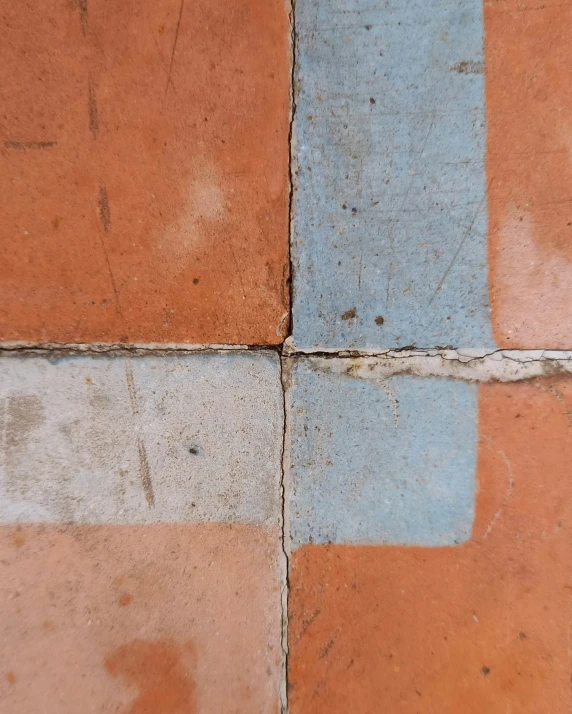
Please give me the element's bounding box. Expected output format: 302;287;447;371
289;362;478;547
292;0;495;349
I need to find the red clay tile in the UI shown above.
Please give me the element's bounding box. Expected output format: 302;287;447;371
0;0;290;344
486;0;572;348
0;523;281;713
289;379;572;713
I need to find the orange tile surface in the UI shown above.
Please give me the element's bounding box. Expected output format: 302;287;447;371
0;524;281;713
289;379;572;713
0;0;290;345
486;0;572;348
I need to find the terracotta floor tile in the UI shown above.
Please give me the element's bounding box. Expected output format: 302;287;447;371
289;378;572;713
0;0;290;344
0;523;281;714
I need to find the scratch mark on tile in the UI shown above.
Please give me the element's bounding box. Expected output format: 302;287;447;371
165;0;185;100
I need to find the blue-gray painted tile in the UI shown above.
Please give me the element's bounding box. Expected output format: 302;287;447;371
292;0;495;349
289;361;478;547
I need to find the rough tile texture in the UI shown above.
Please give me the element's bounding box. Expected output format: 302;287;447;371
486;0;572;348
289;379;572;713
0;353;282;524
288;361;477;546
0;523;281;714
0;0;290;345
292;0;494;350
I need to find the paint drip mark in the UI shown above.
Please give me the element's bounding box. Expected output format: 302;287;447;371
88;79;99;139
98;186;111;232
137;439;155;507
165;0;185;99
78;0;88;35
4;141;57;150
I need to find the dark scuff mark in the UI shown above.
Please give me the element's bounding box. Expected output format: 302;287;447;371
137;439;156;507
4;141;57;150
96;187;122;316
165;0;185;99
125;360;138;413
452;60;484;74
98;186;111;232
319;637;336;659
341;307;358;321
88;78;99;139
78;0;88;36
125;359;155;507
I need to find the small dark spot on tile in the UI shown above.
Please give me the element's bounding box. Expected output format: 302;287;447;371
119;593;133;607
351;207;357;214
481;666;490;675
341;307;358;321
369;97;376;104
374;315;384;325
342;204;347;210
193;278;199;285
519;631;527;639
365;24;372;30
189;447;199;455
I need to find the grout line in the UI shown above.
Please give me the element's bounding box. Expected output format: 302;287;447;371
280;0;297;708
286;0;297;346
0;343;280;357
280;0;297;707
278;356;293;714
2;342;572;364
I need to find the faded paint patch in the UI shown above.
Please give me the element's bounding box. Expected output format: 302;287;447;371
491;210;572;347
0;523;281;713
292;0;494;349
0;353;282;525
486;0;572;348
289;379;572;713
288;361;478;546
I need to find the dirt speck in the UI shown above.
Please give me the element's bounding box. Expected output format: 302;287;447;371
481;665;491;675
374;315;385;325
341;307;358;321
